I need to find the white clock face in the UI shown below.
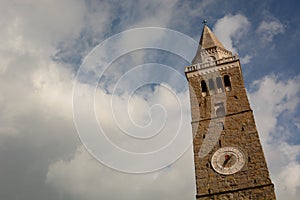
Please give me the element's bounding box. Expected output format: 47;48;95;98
211;147;245;175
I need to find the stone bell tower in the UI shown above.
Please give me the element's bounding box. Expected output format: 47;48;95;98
185;24;276;199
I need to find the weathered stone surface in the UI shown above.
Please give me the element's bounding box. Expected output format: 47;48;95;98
186;25;276;200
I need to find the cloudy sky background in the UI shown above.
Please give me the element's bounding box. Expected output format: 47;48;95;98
0;0;300;200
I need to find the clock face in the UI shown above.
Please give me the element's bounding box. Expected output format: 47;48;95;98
211;147;245;175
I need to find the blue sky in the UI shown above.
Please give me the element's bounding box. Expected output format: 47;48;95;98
0;0;299;200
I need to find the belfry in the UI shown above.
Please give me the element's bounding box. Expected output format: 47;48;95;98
185;24;276;199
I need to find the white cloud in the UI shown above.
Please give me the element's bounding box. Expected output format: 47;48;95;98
0;53;78;199
0;0;86;56
249;74;300;141
249;74;300;200
46;146;196;200
213;14;250;53
278;160;300;195
0;0;108;198
240;54;252;64
0;0;197;199
257;17;285;43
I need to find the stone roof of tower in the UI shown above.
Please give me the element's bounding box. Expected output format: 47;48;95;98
199;25;225;49
191;24;233;64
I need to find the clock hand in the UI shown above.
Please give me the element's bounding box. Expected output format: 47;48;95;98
223;154;232;167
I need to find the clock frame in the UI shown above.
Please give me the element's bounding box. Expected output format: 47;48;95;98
211;147;245;175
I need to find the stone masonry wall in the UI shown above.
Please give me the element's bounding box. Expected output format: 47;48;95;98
197;184;276;200
187;61;276;199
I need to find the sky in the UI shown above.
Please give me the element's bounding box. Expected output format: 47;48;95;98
0;0;300;200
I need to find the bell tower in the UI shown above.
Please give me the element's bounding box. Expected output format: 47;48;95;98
185;24;276;199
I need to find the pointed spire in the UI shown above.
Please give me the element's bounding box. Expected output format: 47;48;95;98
192;24;233;65
199;25;225;49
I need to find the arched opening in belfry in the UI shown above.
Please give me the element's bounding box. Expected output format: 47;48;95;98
223;75;232;91
201;80;208;96
208;78;215;91
216;77;223;93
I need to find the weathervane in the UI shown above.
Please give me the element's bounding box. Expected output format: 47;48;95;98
202;19;207;25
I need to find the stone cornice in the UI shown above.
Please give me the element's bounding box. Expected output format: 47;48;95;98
186;55;239;75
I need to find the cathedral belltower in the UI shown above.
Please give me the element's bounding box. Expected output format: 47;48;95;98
185;24;276;199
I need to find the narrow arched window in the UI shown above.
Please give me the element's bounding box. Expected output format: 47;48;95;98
201;80;208;96
216;77;223;93
223;75;232;91
208;79;215;91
